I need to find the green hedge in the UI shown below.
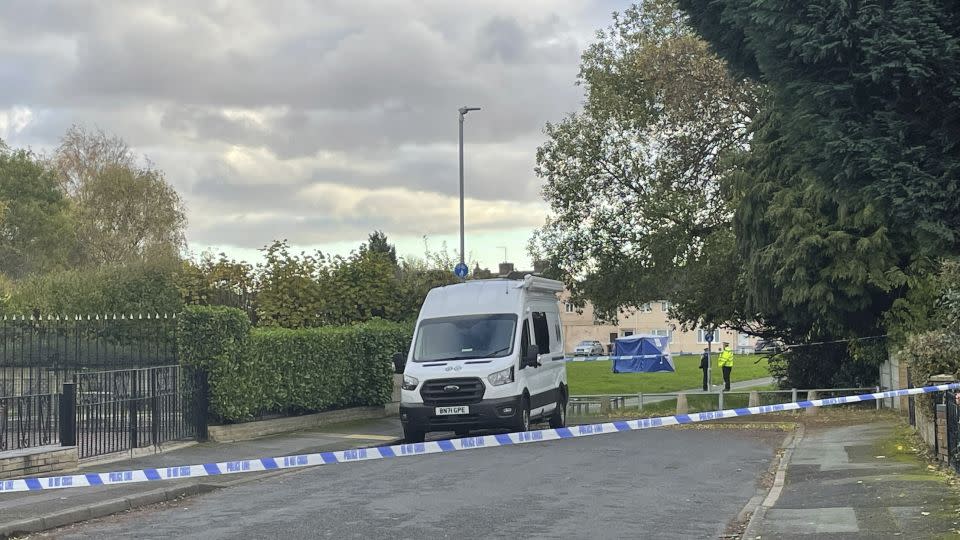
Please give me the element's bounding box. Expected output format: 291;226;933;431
178;306;411;423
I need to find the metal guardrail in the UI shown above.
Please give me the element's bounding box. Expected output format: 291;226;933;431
568;387;882;415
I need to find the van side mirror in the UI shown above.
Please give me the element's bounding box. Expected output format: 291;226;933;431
522;347;540;368
392;352;406;374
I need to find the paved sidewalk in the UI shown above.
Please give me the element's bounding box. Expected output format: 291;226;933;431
746;418;960;539
0;417;404;538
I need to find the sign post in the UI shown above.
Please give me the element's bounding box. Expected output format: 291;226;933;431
705;329;714;391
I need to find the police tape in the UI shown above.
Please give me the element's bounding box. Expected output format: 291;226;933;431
1;383;955;494
565;354;661;362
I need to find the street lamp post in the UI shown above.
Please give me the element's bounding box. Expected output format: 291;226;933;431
458;106;481;274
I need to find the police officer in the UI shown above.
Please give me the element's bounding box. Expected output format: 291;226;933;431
699;347;709;391
718;341;734;391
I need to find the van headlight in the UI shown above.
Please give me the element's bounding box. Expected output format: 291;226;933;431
402;375;419;391
488;366;514;386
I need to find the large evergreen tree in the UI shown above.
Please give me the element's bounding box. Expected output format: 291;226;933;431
677;0;960;342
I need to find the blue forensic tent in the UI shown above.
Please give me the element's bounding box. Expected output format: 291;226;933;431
612;335;675;373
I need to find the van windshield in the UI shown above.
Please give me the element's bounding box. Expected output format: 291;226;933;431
413;314;518;362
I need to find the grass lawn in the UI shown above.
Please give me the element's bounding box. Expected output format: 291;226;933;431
567;353;771;395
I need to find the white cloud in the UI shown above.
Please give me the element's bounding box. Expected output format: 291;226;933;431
0;106;34;140
0;0;633;267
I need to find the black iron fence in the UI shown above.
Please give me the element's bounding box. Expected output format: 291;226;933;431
69;365;207;459
0;314;178;397
946;391;960;473
0;393;60;452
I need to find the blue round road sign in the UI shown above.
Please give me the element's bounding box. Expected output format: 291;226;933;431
454;262;469;278
705;331;714;343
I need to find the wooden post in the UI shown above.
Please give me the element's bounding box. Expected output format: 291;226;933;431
806;390;818;416
676;393;689;415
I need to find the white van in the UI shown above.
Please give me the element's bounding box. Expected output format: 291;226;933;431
394;275;568;443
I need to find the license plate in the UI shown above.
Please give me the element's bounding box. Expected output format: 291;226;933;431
435;406;469;415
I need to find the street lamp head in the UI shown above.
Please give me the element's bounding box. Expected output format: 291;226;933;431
458;106;481;115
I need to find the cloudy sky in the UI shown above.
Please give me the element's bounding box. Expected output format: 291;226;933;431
0;0;630;270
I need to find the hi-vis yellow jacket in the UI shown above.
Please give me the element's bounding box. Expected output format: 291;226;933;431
718;347;734;368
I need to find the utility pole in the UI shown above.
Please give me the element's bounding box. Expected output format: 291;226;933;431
455;106;481;279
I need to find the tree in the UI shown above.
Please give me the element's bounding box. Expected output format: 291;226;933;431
71;163;186;265
676;0;960;341
893;260;960;397
254;240;326;328
323;249;403;325
365;230;397;266
54;125;133;199
530;0;759;329
3;259;183;316
0;146;76;278
397;255;459;319
175;253;257;322
54;126;186;266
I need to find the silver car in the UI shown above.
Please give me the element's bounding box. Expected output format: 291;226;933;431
573;340;605;356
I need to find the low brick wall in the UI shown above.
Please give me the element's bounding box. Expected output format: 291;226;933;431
0;446;78;479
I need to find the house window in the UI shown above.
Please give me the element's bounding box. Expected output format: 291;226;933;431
565;302;575;313
660;301;669;312
697;329;720;344
622;330;634;337
652;329;670;342
640;303;652;313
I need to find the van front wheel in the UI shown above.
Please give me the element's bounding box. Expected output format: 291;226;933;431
513;396;531;433
403;426;425;443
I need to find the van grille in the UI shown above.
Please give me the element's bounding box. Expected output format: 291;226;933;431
420;378;485;405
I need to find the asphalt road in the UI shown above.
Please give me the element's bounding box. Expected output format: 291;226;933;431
44;429;777;539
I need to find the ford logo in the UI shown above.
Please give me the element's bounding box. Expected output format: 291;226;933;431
443;385;460;392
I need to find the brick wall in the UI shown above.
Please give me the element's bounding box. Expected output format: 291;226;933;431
937;404;950;463
0;446;78;479
915;406;937;452
899;359;910;412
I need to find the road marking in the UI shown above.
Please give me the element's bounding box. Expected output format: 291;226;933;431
321;434;399;441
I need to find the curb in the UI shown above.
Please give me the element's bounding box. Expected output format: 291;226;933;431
0;437;403;539
0;483;218;539
78;441;199;469
739;423;805;539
